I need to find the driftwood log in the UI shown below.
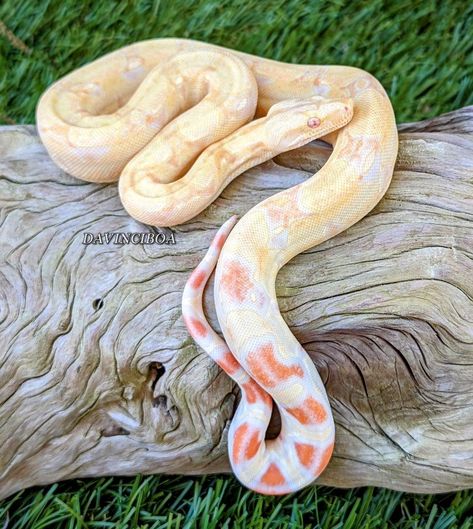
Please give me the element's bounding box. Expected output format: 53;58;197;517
0;107;472;500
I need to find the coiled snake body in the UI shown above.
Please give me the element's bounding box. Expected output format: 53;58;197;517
36;38;398;495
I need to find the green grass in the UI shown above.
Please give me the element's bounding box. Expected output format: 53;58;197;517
0;0;472;124
1;476;473;529
0;0;472;527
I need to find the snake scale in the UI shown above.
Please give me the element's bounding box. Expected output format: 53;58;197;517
36;38;398;495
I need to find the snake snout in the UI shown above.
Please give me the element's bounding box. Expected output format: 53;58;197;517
309;97;353;129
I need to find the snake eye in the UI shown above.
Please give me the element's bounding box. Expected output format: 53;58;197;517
307;117;320;128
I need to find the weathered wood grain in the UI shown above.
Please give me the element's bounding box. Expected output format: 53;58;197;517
0;107;472;499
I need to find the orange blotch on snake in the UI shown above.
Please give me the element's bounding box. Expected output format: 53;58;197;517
261;463;285;487
220;260;252;302
242;380;272;406
245;430;261;460
232;423;249;464
316;443;334;475
232;423;261;463
287;396;327;425
213;233;227;250
295;442;316;468
190;269;206;289
185;316;207;338
247;343;304;387
219;351;240;375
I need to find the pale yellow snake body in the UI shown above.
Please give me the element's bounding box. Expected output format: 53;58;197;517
36;38;398;494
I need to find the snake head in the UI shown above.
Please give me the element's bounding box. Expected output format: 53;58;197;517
265;95;353;150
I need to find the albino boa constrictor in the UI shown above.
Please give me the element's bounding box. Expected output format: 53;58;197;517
36;38;398;495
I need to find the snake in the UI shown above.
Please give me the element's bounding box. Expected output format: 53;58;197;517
36;38;398;495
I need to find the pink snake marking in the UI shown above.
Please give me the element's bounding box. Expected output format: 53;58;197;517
183;217;335;495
